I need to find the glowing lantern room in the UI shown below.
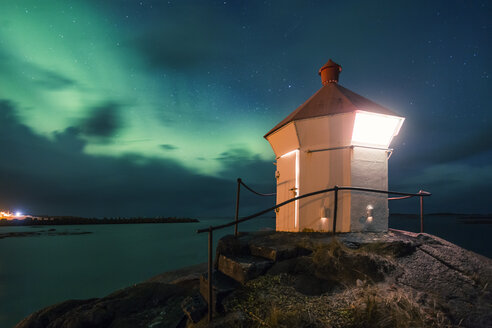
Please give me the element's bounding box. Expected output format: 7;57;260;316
264;59;404;232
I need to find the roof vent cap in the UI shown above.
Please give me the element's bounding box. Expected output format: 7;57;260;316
318;59;342;85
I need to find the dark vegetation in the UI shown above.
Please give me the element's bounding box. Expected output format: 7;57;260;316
0;216;198;226
0;228;92;239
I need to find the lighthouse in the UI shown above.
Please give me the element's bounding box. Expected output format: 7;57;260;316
264;60;404;232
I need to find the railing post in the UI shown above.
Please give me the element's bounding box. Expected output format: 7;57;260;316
419;190;424;233
234;178;241;237
208;226;213;323
333;185;339;235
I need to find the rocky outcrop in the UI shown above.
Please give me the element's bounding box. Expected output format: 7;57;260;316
16;231;492;328
199;229;492;328
15;283;192;328
15;264;207;328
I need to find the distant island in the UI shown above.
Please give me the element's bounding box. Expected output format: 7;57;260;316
391;213;492;224
0;216;199;226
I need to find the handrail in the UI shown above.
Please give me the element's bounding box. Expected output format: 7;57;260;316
388;195;413;200
198;185;430;233
198;186;334;233
198;182;431;323
238;178;276;197
233;178;275;236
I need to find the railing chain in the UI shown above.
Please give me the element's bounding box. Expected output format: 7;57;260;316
239;179;276;197
234;178;275;237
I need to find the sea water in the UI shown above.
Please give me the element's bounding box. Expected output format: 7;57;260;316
389;214;492;258
0;218;274;327
1;215;490;327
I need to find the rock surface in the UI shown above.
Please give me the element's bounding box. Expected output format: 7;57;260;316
202;229;492;328
15;230;492;328
217;254;273;284
181;294;207;323
15;264;207;328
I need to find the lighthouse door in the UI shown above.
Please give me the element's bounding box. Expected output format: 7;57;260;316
276;150;298;231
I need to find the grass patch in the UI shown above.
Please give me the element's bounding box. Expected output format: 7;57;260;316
265;306;321;328
312;238;393;285
343;285;451;328
220;273;452;328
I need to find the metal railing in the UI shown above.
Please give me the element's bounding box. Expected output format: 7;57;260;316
197;181;431;323
234;178;276;236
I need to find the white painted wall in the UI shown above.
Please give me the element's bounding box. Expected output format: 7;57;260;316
350;147;389;232
267;112;391;233
298;148;351;232
267;122;299;158
295;114;354;150
295;113;354;232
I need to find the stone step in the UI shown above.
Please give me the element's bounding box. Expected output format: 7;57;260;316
218;254;274;284
181;294;207;324
199;270;239;312
250;243;312;261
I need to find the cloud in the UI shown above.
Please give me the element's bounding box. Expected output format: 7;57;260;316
0;101;277;218
31;68;76;90
390;123;492;167
53;126;86;153
133;5;238;71
389;118;492;181
411;128;492;165
160;144;178;151
216;147;276;202
216;148;258;162
79;102;122;139
0;44;76;91
138;33;214;70
390;163;492;214
0;99;241;217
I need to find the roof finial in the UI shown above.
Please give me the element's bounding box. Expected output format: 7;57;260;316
318;59;342;85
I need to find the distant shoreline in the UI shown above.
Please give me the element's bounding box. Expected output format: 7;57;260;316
0;216;199;227
391;212;492;218
390;213;492;224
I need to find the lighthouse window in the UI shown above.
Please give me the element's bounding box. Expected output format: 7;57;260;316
351;112;404;148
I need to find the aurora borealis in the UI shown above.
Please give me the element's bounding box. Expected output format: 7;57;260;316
0;1;490;216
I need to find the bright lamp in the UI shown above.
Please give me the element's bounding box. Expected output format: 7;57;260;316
351;111;404;148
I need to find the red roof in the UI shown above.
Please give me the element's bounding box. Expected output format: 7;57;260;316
318;59;342;75
264;83;400;138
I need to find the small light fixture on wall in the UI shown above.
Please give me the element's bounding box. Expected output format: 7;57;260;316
366;205;374;223
320;206;329;220
320;206;330;231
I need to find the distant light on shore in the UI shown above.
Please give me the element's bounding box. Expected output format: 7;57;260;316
0;210;26;220
0;211;13;218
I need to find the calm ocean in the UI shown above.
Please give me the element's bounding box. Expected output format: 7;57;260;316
1;215;490;327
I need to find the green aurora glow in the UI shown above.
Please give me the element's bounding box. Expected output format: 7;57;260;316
0;1;273;175
0;1;490;216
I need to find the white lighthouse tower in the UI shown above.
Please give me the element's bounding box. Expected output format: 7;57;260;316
265;60;404;233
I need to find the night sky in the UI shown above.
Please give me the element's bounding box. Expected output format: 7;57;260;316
0;1;490;217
